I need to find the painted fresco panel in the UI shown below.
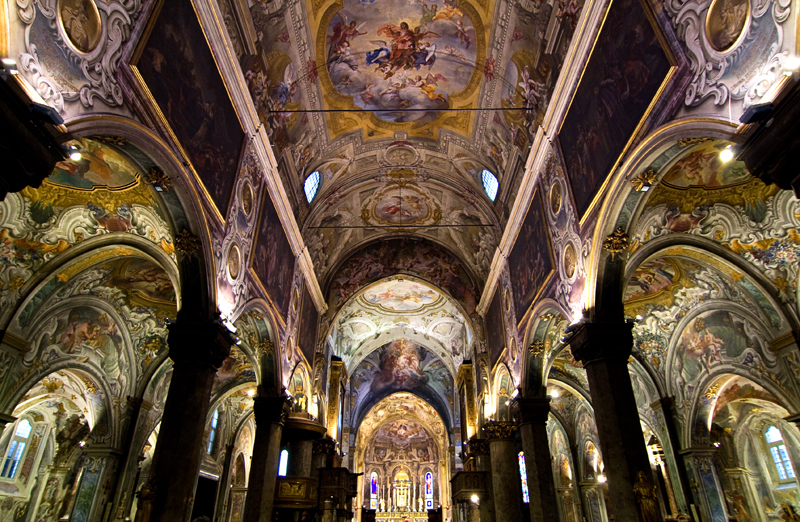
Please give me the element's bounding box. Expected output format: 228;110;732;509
508;188;554;324
329;239;477;314
349;339;453;421
297;282;319;365
135;0;243;216
558;0;671;218
486;287;505;370
252;190;296;319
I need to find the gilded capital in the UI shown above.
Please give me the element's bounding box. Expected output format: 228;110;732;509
483;421;518;440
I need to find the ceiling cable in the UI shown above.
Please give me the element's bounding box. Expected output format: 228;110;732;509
268;106;532;114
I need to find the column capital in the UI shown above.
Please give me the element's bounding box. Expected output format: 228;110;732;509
784;412;800;426
252;396;291;427
483;421;518;441
569;321;633;366
313;437;338;456
167;317;234;369
466;438;489;457
511;397;551;425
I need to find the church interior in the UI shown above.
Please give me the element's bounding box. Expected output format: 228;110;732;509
0;0;799;521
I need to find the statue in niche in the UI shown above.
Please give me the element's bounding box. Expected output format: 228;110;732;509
780;503;800;522
379;498;385;512
632;471;659;522
419;497;423;511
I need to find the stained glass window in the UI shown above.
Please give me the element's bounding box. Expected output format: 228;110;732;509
1;419;32;479
278;449;289;476
370;471;378;510
765;426;795;481
518;451;530;503
304;171;321;202
207;410;218;454
425;471;434;509
481;170;499;201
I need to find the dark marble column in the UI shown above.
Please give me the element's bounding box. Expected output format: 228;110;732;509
214;442;236;522
484;421;522;522
149;317;232;522
570;322;662;522
110;397;146;521
512;397;558;522
241;395;291;522
466;439;494;522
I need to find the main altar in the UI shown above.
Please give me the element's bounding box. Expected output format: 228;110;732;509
374;471;428;522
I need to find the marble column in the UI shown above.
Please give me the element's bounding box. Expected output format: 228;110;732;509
650;397;692;516
570;322;662;522
110;397;147;521
241;395;291;522
512;397;558;522
0;413;16;430
213;442;236;522
312;438;338;479
466;438;494;521
680;447;728;522
149;317;233;522
484;421;522;522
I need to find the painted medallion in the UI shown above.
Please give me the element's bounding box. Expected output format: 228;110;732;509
705;0;749;52
59;0;103;53
228;244;241;280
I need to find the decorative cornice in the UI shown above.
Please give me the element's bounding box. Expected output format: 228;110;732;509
529;339;545;357
629;169;658;192
145;167;173;192
603;227;629;260
483;421;518;441
174;229;201;256
313;438;338;456
467;438;490;456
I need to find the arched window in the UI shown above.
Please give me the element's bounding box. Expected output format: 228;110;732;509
207;409;219;454
2;419;32;479
481;170;498;201
370;471;378;509
304;171;321;203
425;471;433;510
278;449;289;476
518;451;530;504
765;426;795;482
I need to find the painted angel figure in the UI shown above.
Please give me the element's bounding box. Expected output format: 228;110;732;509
414;73;448;101
433;0;464;20
327;15;367;58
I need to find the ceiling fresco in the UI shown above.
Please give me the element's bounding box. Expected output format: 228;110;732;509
348;338;455;430
316;0;486;135
353;391;448;452
331;276;470;372
220;0;592;221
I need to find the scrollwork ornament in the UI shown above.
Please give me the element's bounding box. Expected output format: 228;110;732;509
603;227;629;260
174;229;201;256
665;0;790;109
16;0;143;113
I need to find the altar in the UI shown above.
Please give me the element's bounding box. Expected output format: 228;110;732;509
375;512;428;522
373;471;429;521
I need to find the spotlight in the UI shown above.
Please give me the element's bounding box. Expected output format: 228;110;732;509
785;56;800;72
1;58;15;66
719;146;734;163
68;145;82;161
247;389;255;397
550;388;560;399
597;474;607;484
471;495;479;504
